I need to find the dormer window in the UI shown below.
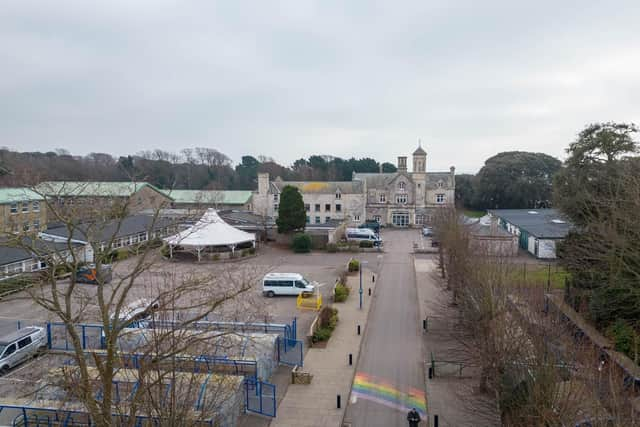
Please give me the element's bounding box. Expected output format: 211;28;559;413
335;192;341;199
437;180;444;188
398;182;406;191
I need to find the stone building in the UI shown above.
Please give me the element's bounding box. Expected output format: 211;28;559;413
253;174;366;225
353;145;455;226
0;188;47;234
36;181;173;220
252;144;455;228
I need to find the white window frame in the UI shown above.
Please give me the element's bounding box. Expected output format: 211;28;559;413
335;193;341;199
354;214;361;221
398;182;406;191
436;193;445;204
21;202;29;213
373;215;381;223
335;204;342;212
32;201;40;212
396;194;408;204
10;202;18;214
379;193;386;203
33;219;40;231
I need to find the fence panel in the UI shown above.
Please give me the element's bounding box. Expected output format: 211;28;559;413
244;378;276;417
277;337;304;367
48;322;104;351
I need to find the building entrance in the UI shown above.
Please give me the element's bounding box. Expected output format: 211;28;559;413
391;212;410;227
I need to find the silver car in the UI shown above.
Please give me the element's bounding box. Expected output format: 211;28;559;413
0;327;47;375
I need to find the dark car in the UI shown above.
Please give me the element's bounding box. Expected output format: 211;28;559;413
358;220;381;234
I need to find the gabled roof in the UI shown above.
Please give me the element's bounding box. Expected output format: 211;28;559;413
42;215;174;244
0;188;44;204
272;181;363;194
0;237;83;266
162;190;252;205
488;209;572;239
37;181;171;200
352;173;398;189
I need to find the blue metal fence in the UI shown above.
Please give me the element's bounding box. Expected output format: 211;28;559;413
145;318;297;340
277;336;304;367
244;378;276;417
47;322;104;351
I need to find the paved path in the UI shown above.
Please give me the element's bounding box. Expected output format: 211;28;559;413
344;229;427;427
269;269;377;427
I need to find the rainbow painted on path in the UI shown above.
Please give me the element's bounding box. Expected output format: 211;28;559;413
351;372;427;418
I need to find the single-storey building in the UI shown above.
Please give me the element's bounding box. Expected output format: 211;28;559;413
487;209;572;259
467;217;519;257
0;238;84;280
40;214;176;263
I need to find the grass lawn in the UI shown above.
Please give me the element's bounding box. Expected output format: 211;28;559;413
512;264;570;289
463;209;486;218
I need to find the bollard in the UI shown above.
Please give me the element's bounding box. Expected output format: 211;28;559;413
337;394;341;409
372;275;375;283
434;414;439;427
428;367;433;379
357;325;361;335
368;288;371;296
423;319;427;331
349;353;353;365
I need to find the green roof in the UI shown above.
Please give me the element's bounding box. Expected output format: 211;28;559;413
162;189;252;205
0;188;44;204
36;181;171;199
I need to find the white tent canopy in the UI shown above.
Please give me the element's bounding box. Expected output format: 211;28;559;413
163;209;255;261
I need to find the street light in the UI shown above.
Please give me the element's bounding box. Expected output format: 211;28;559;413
359;260;368;310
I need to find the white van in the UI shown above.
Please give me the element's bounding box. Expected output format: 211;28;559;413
345;228;382;246
262;273;315;297
0;327;47;375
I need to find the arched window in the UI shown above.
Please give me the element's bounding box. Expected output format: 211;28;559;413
398;182;406;191
437;180;444;188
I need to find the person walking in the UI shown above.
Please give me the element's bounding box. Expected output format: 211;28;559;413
407;408;421;427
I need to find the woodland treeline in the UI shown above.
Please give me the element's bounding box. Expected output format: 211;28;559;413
0;147;397;190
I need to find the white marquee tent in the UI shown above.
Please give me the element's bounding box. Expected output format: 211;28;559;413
163;209;256;261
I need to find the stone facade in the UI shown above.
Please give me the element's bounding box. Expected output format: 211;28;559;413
253;175;366;226
253;144;455;228
354;145;455;227
0;188;47;234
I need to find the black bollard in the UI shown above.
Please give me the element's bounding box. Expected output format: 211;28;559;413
434;414;439;427
368;288;371;296
372;275;375;283
349;353;353;365
357;325;361;335
423;319;427;331
428;367;433;379
337;394;341;409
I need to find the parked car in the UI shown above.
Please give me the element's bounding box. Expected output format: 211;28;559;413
358;220;381;234
0;326;47;375
262;273;316;297
109;298;159;330
76;264;113;284
346;228;383;247
422;226;433;237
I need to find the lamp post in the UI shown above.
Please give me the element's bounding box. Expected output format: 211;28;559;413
359;260;368;310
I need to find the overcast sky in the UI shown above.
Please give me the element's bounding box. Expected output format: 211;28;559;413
2;1;640;173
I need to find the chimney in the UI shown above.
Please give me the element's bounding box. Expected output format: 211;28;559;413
397;156;407;172
258;173;269;195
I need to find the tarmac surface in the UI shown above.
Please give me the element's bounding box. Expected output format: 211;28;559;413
344;229;427;427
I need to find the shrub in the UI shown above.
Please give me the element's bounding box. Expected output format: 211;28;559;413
348;259;360;272
116;249;130;261
291;233;312;253
241;249;248;257
248;247;256;255
359;240;374;248
326;243;338;253
607;319;638;358
212;254;220;261
160;245;170;258
334;283;350;302
313;307;339;343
